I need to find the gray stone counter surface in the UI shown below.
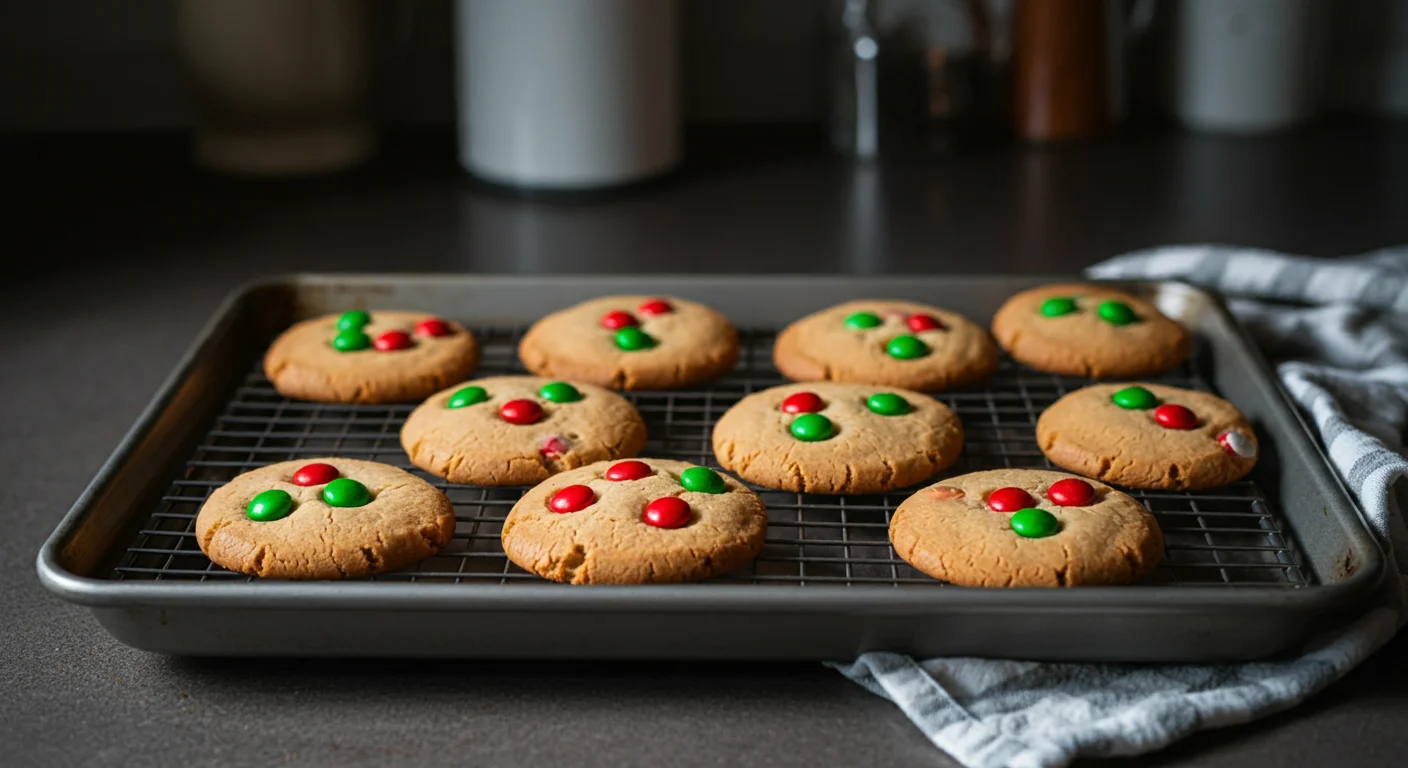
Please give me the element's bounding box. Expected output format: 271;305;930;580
4;126;1407;766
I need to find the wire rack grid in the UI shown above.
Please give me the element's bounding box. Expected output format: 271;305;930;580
111;324;1309;588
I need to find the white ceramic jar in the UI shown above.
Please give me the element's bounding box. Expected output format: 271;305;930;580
1167;0;1328;133
454;0;681;191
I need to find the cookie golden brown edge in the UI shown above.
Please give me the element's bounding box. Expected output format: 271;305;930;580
890;469;1163;587
991;283;1191;378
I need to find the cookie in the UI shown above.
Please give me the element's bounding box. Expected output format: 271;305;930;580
500;459;767;584
1036;383;1258;490
772;299;999;391
518;295;739;390
991;283;1192;378
400;376;648;486
711;382;964;494
264;310;479;404
195;458;456;579
889;469;1164;587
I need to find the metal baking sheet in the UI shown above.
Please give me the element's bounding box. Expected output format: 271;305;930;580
36;275;1384;661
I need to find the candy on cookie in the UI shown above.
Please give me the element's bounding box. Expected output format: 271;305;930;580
991;284;1192;379
501;459;767;584
1036;382;1258;490
265;310;479;403
774;299;998;390
889;469;1164;587
400;375;648;486
712;382;964;494
518;295;739;390
195;458;456;579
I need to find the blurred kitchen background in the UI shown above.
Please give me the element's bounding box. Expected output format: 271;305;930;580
3;0;1408;279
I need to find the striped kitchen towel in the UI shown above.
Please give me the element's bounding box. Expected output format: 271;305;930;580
832;245;1408;768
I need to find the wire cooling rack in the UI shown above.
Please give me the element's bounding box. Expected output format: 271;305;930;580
111;326;1309;587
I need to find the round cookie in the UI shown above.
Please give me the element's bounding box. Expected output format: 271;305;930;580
991;283;1191;378
400;376;648;486
773;299;998;391
711;382;964;494
500;459;767;584
1037;383;1259;490
195;458;456;579
264;310;479;404
890;469;1164;587
518;295;739;390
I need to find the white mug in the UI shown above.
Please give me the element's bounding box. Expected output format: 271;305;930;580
1167;0;1328;133
454;0;681;191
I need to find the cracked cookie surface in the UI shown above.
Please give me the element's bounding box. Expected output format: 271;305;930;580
1037;382;1258;490
264;310;479;403
195;458;455;579
518;295;739;390
890;469;1163;587
991;283;1191;378
711;382;964;494
773;299;998;391
400;375;647;486
501;459;767;584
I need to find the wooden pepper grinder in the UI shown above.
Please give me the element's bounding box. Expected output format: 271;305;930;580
1012;0;1110;141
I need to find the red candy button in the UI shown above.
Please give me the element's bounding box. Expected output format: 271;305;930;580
906;314;945;332
987;487;1035;512
638;299;673;316
600;310;638;330
549;485;595;513
606;461;652;481
643;497;691;529
499;399;543;425
1154;404;1199;430
540;435;570;459
373;330;414;351
414;318;452;337
292;463;339;487
781;392;825;414
1219;431;1256;458
1046;478;1095;507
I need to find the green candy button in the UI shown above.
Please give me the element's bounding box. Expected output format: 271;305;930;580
886;335;929;360
1040;297;1077;317
789;413;834;442
539;381;582;403
867;393;912;416
323;478;371;508
1111;385;1159;410
680;466;727;494
247;489;294;522
332;329;371;352
336;310;371;331
447;385;488;409
844;312;883;330
615;326;657;351
1098;300;1139;326
1010;508;1060;539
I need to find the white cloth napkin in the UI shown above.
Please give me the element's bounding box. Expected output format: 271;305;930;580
831;245;1408;768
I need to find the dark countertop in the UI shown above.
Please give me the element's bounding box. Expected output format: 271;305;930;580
4;123;1408;767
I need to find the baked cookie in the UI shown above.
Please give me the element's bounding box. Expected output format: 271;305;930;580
518;295;738;390
264;310;478;404
772;299;998;391
1037;383;1258;490
400;376;648;486
500;459;767;584
889;469;1164;587
991;283;1192;378
195;458;456;579
711;382;964;494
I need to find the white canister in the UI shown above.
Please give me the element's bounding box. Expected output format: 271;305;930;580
1167;0;1329;134
454;0;681;191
